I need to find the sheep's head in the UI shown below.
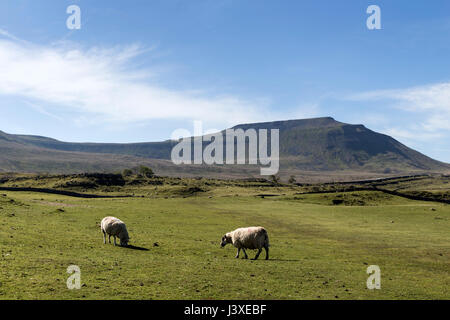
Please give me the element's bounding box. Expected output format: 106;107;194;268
120;236;130;247
220;233;232;248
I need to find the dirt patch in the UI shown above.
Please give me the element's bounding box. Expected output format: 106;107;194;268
33;200;87;208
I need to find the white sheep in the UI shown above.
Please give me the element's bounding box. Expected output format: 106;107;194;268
220;227;269;260
101;216;130;247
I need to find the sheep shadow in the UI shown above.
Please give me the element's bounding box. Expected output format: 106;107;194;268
122;245;150;251
264;259;301;262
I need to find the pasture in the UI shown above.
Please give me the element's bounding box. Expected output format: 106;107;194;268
0;178;449;300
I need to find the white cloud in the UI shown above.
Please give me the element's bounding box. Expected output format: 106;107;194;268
348;82;450;132
383;128;442;144
23;101;64;122
420;114;450;132
0;30;298;127
0;29;27;43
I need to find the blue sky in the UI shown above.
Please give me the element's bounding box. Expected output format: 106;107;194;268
0;0;449;162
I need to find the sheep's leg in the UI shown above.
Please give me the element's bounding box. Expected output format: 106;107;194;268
102;231;106;244
235;248;240;259
253;248;262;260
264;245;269;260
242;248;248;259
108;235;111;244
113;236;117;246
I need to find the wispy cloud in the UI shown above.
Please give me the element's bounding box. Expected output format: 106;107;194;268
0;29;27;43
347;82;450;132
383;128;443;144
0;30;301;127
23;101;64;122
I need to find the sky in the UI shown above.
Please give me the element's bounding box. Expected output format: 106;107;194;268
0;0;449;162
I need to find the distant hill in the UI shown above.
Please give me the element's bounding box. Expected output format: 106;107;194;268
0;130;174;174
0;117;448;180
231;117;449;173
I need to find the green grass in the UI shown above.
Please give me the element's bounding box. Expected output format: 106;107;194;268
0;184;449;300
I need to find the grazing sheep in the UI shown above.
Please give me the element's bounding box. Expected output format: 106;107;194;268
220;227;269;260
101;216;130;247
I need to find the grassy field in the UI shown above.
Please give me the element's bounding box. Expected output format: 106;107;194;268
0;175;449;300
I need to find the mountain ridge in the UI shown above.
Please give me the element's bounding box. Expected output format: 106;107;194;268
0;117;448;177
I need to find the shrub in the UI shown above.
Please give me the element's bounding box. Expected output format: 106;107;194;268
270;175;281;185
139;166;154;178
122;169;133;177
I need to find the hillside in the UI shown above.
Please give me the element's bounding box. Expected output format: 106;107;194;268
0;117;448;179
232;117;448;173
0;132;172;174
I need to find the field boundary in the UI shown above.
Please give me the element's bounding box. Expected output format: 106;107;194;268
295;187;450;204
295;174;430;187
0;184;448;204
374;187;449;204
0;187;132;199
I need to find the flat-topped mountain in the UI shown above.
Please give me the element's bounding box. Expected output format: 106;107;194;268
0;117;448;177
